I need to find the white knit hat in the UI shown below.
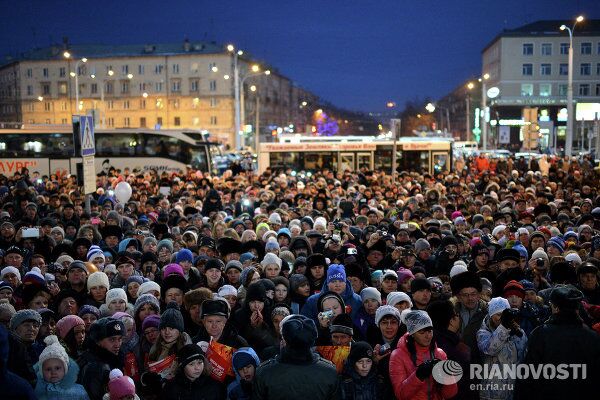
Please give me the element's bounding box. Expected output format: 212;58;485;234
402;310;433;335
55;255;74;266
106;288;127;305
488;297;510;317
261;253;282;268
449;261;468;278
360;287;382;304
87;245;105;263
38;335;70;374
217;285;238;298
375;304;402;326
386;291;413;308
564;252;582;265
492;225;507;238
87;271;110;291
0;266;21;282
137;281;161;297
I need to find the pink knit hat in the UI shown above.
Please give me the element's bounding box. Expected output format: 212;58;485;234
108;369;136;400
162;263;184;279
55;315;85;339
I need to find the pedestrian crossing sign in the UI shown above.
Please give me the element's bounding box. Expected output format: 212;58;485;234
80;115;95;156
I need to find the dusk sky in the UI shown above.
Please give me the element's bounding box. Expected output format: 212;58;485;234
1;0;598;112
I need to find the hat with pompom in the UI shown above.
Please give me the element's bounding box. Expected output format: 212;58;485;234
38;335;70;374
108;369;136;400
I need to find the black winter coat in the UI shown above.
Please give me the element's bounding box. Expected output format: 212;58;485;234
160;371;224;400
339;364;384;400
77;342;124;400
514;312;600;400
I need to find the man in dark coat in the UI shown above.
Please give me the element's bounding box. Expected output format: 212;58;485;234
514;286;600;400
253;314;340;400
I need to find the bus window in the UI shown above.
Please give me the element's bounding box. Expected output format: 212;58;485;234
190;147;209;171
398;150;429;174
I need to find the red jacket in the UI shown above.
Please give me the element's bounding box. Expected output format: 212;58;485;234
389;333;458;400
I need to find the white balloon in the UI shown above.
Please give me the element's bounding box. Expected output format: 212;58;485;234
114;181;132;203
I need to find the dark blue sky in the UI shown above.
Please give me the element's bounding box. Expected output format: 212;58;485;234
1;0;597;112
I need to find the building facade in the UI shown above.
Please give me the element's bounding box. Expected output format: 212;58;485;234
0;40;318;148
481;19;600;151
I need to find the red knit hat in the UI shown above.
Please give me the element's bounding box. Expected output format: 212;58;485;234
108;369;136;400
503;280;525;299
55;315;85;339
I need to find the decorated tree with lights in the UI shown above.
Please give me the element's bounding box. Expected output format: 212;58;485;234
314;111;339;136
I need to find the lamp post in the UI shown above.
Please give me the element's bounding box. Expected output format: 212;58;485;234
240;68;270;151
227;45;244;150
64;52;87;113
466;82;475;141
561;15;584;157
479;73;490;150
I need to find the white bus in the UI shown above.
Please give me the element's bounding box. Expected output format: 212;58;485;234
0;125;222;177
258;135;453;174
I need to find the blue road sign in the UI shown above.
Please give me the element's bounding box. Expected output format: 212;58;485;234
80;115;95;156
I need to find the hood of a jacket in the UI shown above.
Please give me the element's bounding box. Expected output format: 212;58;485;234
34;357;80;391
232;347;261;382
320;278;357;303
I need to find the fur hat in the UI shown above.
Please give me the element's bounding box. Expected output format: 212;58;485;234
38;335;70;374
183;287;213;309
89;317;125;342
329;313;354;336
450;271;482;295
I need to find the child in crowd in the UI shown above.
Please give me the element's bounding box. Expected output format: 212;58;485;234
227;347;261;400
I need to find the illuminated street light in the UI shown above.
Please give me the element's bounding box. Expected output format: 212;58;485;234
211;66;218;72
227;44;234;52
250;85;257;92
127;73;133;79
467;82;474;90
264;70;271;76
425;103;436;113
37;96;43;101
108;70;114;76
63;51;71;59
301;101;308;107
90;74;96;79
224;74;230;80
70;71;76;77
251;65;260;72
142;92;148;98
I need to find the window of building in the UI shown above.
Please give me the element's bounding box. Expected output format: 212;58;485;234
580;63;591;75
140;99;146;109
58;82;67;95
540;64;551;75
59;67;65;78
140;117;147;127
190;79;199;92
558;84;567;96
139;83;146;91
172;64;180;74
597;63;600;75
596;84;600;97
138;65;145;75
91;83;98;94
581;42;591;55
44;102;51;111
191;63;199;73
209;80;217;91
61;118;67;124
78;84;85;95
157;117;163;126
124;117;130;127
42;68;49;78
60;102;68;111
210;116;217;125
522;43;533;55
106;65;113;74
210;97;218;107
107;117;114;127
122;65;129;74
521;84;533;97
155;81;163;92
105;82;114;94
42;83;51;95
598;42;600;54
27;85;33;96
121;81;130;93
559;63;568;75
560;43;569;55
77;65;86;76
26;103;34;112
107;100;114;109
171;79;181;92
522;64;533;76
541;43;552;56
123;100;130;109
26;68;33;78
155;64;164;74
539;84;552;97
174;116;181;126
579;84;590;96
209;62;217;72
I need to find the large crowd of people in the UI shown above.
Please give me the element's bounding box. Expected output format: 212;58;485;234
1;152;599;400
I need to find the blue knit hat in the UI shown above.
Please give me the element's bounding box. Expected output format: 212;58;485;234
512;242;528;259
326;264;346;284
547;237;565;254
175;249;194;264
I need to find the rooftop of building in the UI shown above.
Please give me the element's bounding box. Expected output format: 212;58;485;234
1;40;227;68
483;18;600;53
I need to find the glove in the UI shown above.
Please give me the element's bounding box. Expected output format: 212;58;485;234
500;308;515;329
415;359;438;381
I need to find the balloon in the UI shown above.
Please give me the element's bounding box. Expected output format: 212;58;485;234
114;181;132;203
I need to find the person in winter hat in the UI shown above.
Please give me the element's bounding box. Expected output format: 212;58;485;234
354;287;381;338
33;335;89;400
476;297;527;400
227;347;261;400
160;343;222;400
339;341;384;400
0;324;37;399
101;288;131;317
389;310;458;400
55;315;86;358
104;369;139;400
86;271;110;308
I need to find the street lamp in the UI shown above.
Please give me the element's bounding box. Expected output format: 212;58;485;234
479;73;490;150
466;82;475;141
240;69;270;150
63;52;87;112
227;44;244;150
560;15;584;157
